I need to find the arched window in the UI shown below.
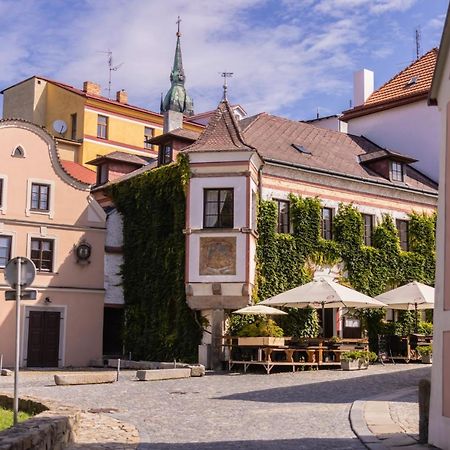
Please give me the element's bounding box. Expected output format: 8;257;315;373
12;146;25;158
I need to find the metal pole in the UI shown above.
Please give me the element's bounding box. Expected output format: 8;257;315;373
414;302;418;333
116;358;120;381
13;257;22;426
321;302;325;338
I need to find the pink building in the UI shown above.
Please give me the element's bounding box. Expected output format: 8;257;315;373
0;119;105;368
428;4;450;448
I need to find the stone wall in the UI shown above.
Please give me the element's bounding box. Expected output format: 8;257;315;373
0;393;80;450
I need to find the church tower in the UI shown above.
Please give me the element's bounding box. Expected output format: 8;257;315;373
161;17;194;133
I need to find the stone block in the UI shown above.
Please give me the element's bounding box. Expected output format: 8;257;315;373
189;365;206;377
136;368;191;381
54;372;116;386
1;368;12;376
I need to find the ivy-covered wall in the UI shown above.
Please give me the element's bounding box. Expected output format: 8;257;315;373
256;196;436;345
109;155;202;362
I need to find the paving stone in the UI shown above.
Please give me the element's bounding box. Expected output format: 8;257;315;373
136;368;191;381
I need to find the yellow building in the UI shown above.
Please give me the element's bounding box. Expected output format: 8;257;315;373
1;76;203;168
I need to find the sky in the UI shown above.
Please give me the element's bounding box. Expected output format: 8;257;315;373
0;0;448;121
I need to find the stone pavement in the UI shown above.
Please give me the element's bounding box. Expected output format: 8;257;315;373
0;365;432;449
351;384;436;450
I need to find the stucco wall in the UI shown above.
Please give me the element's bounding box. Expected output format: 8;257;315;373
347;100;440;182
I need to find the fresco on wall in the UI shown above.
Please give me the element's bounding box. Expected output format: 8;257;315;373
199;237;236;275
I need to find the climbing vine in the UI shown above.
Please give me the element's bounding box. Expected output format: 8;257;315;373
109;154;202;362
255;196;436;348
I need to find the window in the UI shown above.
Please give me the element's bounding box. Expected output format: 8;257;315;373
71;113;77;140
204;189;234;228
31;183;50;211
0;235;12;267
390;161;404;182
362;214;374;246
97;115;108;139
396;219;409;251
0;179;3;207
30;238;54;272
321;207;333;240
97;164;109;185
12;146;25;157
158;145;172;166
277;200;290;233
144;127;154;149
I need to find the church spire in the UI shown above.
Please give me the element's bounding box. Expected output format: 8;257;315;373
161;16;194;116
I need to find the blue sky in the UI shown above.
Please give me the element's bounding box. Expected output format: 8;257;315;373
0;0;447;120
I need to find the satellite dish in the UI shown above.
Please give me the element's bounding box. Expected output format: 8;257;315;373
52;119;67;134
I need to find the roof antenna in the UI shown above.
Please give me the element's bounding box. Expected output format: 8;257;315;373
415;27;422;60
221;72;233;101
316;107;320;119
99;49;124;99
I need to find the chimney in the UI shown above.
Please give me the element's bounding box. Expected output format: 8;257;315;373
83;81;101;96
116;89;128;104
353;69;374;107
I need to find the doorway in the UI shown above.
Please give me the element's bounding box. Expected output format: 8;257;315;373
27;310;61;367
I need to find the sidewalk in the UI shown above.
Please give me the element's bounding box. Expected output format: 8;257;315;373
350;386;436;450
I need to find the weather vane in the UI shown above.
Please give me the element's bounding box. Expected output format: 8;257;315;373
221;72;233;101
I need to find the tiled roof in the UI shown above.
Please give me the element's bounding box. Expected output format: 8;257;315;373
149;127;200;144
185;100;254;153
87;151;148;166
60;160;96;185
240;113;437;193
342;49;438;120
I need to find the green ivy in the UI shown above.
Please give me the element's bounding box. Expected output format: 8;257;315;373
109;154;202;362
255;197;436;350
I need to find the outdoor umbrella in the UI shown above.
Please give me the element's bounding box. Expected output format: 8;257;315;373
233;305;288;315
375;281;435;331
260;277;386;333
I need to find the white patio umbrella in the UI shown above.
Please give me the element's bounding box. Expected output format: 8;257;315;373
260;277;386;333
233;305;288;315
375;281;435;331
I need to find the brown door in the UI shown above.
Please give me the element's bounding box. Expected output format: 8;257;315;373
27;311;60;367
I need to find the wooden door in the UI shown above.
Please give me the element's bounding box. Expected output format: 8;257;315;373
27;311;60;367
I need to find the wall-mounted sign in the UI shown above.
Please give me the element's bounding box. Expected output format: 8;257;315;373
75;242;92;264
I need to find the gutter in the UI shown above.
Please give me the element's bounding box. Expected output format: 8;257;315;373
263;158;438;198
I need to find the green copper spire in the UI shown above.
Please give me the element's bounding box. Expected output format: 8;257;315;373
161;17;194;116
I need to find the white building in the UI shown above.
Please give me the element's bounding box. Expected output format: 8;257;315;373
341;49;440;182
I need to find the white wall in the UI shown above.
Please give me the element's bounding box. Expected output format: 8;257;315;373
347;100;440;182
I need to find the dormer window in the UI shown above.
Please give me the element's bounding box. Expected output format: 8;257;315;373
390;161;404;182
97;164;109;185
158;145;172;166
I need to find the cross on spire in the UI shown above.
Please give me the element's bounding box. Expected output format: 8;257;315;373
221;72;233;101
176;16;181;37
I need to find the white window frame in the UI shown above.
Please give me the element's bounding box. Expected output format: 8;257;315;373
0;231;15;268
0;174;7;214
26;178;55;219
21;305;67;368
27;233;57;273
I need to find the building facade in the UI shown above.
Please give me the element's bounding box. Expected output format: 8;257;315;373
428;5;450;447
341;49;440;182
0;119;106;367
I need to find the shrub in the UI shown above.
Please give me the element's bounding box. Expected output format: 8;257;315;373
341;350;377;363
417;345;432;356
236;319;284;337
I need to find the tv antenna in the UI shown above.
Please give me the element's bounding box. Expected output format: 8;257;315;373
99;50;124;99
415;27;422;60
221;72;233;101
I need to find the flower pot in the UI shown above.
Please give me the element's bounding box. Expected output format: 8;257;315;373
341;359;369;371
421;355;432;364
237;337;285;346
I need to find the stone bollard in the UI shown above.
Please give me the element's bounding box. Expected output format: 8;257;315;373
418;378;431;444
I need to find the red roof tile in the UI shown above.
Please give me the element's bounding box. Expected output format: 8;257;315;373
185;100;254;153
342;49;438;120
60;160;96;184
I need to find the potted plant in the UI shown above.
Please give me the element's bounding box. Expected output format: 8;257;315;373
328;336;342;349
341;350;377;371
237;319;285;346
417;345;432;364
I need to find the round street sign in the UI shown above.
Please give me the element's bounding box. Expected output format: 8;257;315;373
5;257;36;288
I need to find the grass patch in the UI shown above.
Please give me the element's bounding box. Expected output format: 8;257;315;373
0;407;32;431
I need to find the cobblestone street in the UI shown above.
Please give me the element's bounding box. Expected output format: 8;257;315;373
0;364;430;449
